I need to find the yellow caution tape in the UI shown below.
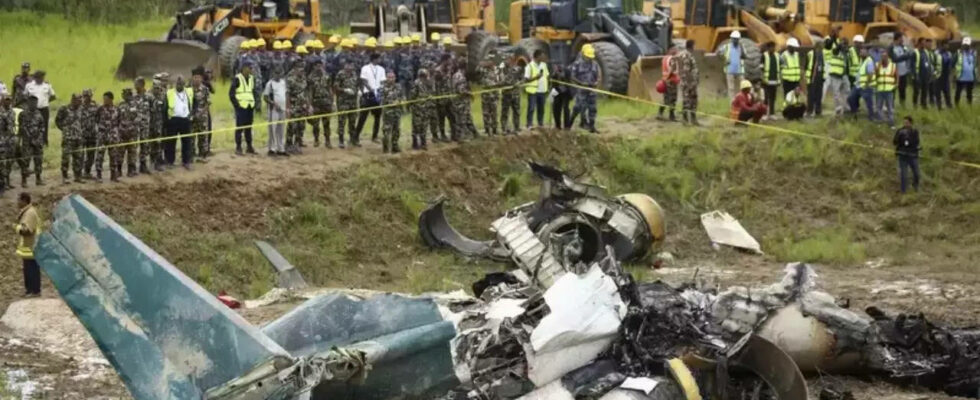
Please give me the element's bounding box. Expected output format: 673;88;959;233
666;358;702;400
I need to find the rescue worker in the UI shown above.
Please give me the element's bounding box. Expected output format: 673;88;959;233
95;91;119;182
55;93;83;184
500;54;523;135
524;50;549;129
191;68;212;160
568;44;599;133
677;39;700;125
847;35;865;89
381;70;405;153
334;42;360;149
912;38;936;109
134;78;153;174
164;76;195;169
875;52;898;128
478;51;503;135
230;62;257;155
411;68;433;150
15;192;41;297
848;44;876;121
889;32;913;106
308;57;334;148
782;85;807;121
551;63;572;131
657;44;680;122
451;60;478;140
936;41;954;109
780;38;803;96
286;56;310;153
805;38;827;118
761;42;781;120
955;36;977;106
80;89;100;178
118;88;140;178
823;27;850;116
718;31;745;98
0;96;14;192
17;96;44;187
732;80;768;124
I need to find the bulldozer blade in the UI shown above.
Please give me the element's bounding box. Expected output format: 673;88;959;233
115;40;219;81
626;52;727;103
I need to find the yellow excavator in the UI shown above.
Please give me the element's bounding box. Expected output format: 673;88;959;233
116;0;326;80
349;0;495;47
787;0;961;44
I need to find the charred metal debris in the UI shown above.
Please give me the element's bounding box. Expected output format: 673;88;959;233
33;163;980;400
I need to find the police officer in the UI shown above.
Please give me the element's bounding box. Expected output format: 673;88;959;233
568;44;599;133
230;62;257;155
55;93;83;183
17;96;44;187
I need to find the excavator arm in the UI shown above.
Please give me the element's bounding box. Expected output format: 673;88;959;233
739;9;784;48
882;2;938;41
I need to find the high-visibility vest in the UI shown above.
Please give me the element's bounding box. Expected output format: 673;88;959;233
857;56;875;88
781;51;801;82
955;50;977;81
234;73;255;108
876;62;897;92
763;52;781;82
720;43;745;75
166;88;195;118
847;47;862;78
15;205;39;259
825;47;846;77
912;49;940;78
525;62;549;94
13;108;22;134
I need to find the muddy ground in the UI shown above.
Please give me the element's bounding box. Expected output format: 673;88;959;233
0;115;976;399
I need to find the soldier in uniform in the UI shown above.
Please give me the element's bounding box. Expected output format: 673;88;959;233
149;77;168;171
568;44;599;133
451;60;478;140
380;70;405;153
410;68;433;150
191;68;212;160
433;55;456;141
133;78;153;174
500;54;524;135
17;96;45;187
657;44;680;122
285;62;310;153
0;95;15;192
118;88;140;177
80;89;99;179
478;51;502;136
676;39;700;125
333;54;360;149
95;91;120;182
307;58;334;148
55;94;83;183
12;63;31;106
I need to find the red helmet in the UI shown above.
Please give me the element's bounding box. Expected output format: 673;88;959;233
655;79;667;94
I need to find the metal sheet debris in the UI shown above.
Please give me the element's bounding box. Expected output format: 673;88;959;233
255;240;309;290
700;210;763;254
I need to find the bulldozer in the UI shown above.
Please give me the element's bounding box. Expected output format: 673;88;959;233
116;0;326;80
784;0;962;44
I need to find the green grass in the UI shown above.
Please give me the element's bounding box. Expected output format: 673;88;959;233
766;228;867;264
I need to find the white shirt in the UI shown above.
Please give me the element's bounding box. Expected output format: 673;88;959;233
0;81;8;97
25;81;55;108
359;64;386;94
172;90;190;118
263;79;287;110
524;62;549;93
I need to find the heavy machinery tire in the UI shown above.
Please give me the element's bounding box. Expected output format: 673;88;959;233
592;41;630;94
293;32;317;48
467;30;497;78
716;38;762;83
219;35;248;77
517;37;549;62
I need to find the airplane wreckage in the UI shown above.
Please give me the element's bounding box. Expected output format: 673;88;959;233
35;163;980;400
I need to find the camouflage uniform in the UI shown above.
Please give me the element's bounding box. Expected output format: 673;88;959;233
570;58;600;131
17;106;45;185
285;65;309;152
478;62;502;136
333;65;359;148
433;64;455;141
118;90;140;176
148;85;166;169
55;101;83;182
676;49;700;122
96;103;120;180
80;94;100;177
397;49;418;98
380;79;405;153
192;83;211;158
307;66;334;147
451;69;478;140
0;103;15;190
500;63;523;134
411;74;434;150
659;55;679;120
134;89;153;172
12;74;31;106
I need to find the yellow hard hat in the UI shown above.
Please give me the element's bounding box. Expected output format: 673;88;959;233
341;39;355;48
581;43;595;59
329;34;341;44
383;40;395;48
257;38;267;46
273;40;284;50
411;33;421;42
282;40;293;49
442;36;452;45
240;40;253;49
304;39;316;48
430;32;441;42
364;37;378;48
394;36;405;45
296;45;308;54
740;79;752;90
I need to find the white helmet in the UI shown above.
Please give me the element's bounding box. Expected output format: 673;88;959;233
964;37;973;46
730;31;742;39
853;34;865;43
786;38;800;48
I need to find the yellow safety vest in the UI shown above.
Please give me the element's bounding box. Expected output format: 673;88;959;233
234;73;255;108
15;205;39;259
763;52;781;82
166;88;195;118
847;47;861;78
525;62;549;94
825;41;846;77
857;57;875;88
781;51;801;82
876;62;897;92
720;43;746;75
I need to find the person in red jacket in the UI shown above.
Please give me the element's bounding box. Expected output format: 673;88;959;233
732;79;768;124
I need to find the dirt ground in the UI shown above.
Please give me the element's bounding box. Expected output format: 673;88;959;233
0;116;976;399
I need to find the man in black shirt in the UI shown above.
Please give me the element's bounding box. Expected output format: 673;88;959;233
893;116;920;193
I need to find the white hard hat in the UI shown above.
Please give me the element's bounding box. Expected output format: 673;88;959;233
787;38;800;48
964;37;973;46
730;31;742;39
853;34;865;43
